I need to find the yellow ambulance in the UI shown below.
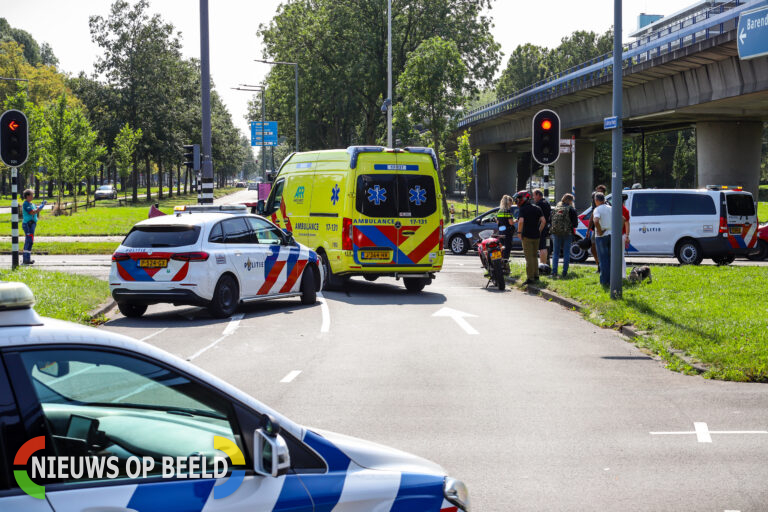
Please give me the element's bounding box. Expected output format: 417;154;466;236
261;146;444;292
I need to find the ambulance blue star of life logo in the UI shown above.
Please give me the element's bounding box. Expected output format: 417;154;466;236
367;185;387;205
409;186;426;206
331;184;340;205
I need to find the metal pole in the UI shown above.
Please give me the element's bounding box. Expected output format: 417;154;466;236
610;0;624;299
473;155;479;216
571;136;576;201
11;168;18;269
199;0;214;204
543;165;550;200
386;0;393;148
294;64;300;151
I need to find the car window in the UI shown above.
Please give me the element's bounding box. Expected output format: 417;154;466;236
479;210;498;223
208;222;224;243
397;175;437;218
631;193;672;217
671;193;716;215
122;226;201;248
17;348;243;482
356;174;398;218
98;186;111;190
245;217;283;244
266;179;285;215
221;217;255;244
726;193;756;216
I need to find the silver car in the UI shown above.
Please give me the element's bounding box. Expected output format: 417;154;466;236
94;184;117;200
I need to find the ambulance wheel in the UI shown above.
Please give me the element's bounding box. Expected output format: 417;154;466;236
675;239;703;265
209;275;239;318
449;235;468;255
746;240;768;260
363;275;378;282
403;277;427;293
117;302;147;318
320;252;347;291
300;269;316;305
712;254;735;266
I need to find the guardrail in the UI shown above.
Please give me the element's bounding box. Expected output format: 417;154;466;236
459;0;756;128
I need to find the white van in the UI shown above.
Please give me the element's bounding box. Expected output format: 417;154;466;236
574;187;759;265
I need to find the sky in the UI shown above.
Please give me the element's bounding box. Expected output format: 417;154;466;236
4;0;698;140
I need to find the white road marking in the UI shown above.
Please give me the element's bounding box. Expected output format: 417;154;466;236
432;307;478;335
650;422;768;443
187;313;244;361
139;328;167;342
280;370;302;383
318;292;330;333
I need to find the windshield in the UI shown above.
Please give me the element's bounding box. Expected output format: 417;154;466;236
122;225;201;248
726;193;755;217
98;185;112;190
355;174;437;218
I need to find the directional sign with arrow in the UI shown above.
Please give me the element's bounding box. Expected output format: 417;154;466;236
432;307;478;335
738;5;768;60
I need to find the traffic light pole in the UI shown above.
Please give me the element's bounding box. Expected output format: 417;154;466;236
199;0;214;204
10;168;18;270
543;165;549;200
610;0;624;299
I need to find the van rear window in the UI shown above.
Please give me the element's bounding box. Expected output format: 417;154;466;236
356;174;437;218
123;226;201;248
725;193;755;216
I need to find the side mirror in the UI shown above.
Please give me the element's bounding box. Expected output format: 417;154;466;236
282;229;295;245
253;417;290;477
256;200;265;215
36;360;70;378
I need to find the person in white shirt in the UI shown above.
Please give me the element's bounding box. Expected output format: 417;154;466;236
592;192;612;286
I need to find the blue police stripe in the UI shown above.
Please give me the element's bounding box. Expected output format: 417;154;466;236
264;245;281;278
273;475;314;511
354;225;412;264
126;480;216;512
293;430;352;512
389;473;444;512
213;469;245;499
283;248;301;278
119;259;155;281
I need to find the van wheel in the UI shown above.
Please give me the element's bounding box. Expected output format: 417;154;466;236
675;239;703;265
712;254;735;266
118;302;147;318
320;252;347;291
363;275;378;282
403;277;428;293
449;235;468;255
300;269;316;305
569;239;589;263
209;275;239;318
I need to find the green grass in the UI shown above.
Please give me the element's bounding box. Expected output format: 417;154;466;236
511;264;768;382
0;186;204;206
0;188;239;236
1;268;111;324
759;202;767;223
447;196;496;220
0;242;118;254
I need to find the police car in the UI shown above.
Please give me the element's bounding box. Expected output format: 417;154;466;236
0;282;469;512
110;205;323;318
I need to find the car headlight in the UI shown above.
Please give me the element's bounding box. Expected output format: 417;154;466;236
444;477;470;511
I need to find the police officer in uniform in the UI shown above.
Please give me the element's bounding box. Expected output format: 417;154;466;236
497;194;515;259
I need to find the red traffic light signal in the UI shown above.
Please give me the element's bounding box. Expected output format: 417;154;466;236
0;109;28;167
532;109;560;165
8;121;19;131
540;119;552;131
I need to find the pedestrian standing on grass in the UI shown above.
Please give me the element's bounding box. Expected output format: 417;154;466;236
516;190;545;285
592;192;612;286
589;184;607;272
550;193;579;279
533;189;551;265
21;189;45;265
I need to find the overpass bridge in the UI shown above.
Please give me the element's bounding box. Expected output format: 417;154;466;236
457;0;768;209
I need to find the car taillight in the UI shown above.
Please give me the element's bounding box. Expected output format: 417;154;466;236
719;216;728;234
342;218;353;251
439;219;444;247
171;252;209;261
111;252;130;261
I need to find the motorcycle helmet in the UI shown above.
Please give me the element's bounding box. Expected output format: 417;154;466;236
515;190;531;204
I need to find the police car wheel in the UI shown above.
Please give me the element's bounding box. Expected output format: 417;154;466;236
209;274;239;318
675;239;703;265
403;277;427;293
449;235;468;255
569;240;589;263
117;302;147;318
300;269;316;305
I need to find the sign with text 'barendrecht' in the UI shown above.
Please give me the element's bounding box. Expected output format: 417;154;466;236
250;121;278;146
738;5;768;60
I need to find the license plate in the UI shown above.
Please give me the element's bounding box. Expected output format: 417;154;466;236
138;258;168;268
360;250;391;260
729;226;742;235
490;250;502;260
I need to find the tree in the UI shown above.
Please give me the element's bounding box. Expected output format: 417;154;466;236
39;94;77;207
496;44;550;97
399;36;467;222
454;130;478;211
113;123;142;200
69;108;107;210
672;130;695;188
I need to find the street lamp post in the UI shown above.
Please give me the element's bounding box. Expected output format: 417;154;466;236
387;0;393;148
255;59;299;152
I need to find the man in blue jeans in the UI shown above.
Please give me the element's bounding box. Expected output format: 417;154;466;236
21;189;45;265
592;192;612;286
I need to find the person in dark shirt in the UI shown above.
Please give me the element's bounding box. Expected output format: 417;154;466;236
515;190;545;285
533;189;551;265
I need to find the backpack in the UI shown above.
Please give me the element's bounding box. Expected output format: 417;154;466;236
550;204;572;236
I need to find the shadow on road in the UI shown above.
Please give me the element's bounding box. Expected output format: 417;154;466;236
324;277;447;306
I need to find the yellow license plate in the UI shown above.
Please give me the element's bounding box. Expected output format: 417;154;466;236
138;258;168;268
490;250;502;260
361;250;391;260
729;226;742;235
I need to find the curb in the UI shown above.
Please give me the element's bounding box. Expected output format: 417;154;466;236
89;299;116;320
521;283;711;374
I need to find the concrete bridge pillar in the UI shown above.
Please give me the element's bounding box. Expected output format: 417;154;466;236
487;152;518;203
554;140;595;211
697;121;762;197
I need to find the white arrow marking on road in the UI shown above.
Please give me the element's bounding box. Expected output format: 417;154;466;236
187;313;244;361
650;422;768;443
280;370;302;383
432;307;478;335
740;28;747;44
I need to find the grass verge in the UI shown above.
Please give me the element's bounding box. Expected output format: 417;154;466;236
510;263;768;382
0;242;118;255
1;268;111;324
758;201;767;223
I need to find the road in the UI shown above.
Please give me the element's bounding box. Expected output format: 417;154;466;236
97;254;768;511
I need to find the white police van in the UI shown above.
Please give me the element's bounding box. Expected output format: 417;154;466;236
0;282;469;512
110;205;323;318
574;187;758;265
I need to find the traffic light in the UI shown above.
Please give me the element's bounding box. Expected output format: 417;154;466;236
531;109;560;165
0;110;29;167
183;144;200;171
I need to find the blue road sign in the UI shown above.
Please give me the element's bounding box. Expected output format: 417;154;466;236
738;5;768;60
603;116;618;130
250;121;278;146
